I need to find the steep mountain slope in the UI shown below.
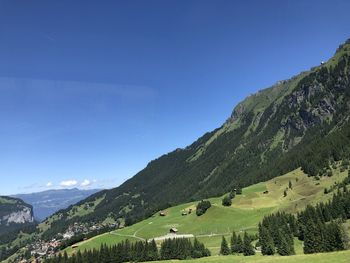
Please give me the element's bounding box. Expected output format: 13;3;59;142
13;188;101;221
0;196;34;232
40;38;350;240
0;196;36;250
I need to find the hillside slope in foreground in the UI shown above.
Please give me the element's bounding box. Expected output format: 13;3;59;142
64;164;350;259
159;250;350;263
156;250;350;263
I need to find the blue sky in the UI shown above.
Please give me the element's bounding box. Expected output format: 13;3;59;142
1;0;349;195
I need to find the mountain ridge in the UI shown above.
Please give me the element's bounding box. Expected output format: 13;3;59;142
13;188;101;221
3;39;349;263
39;38;350;238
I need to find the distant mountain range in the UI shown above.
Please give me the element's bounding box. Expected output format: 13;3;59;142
13;188;101;221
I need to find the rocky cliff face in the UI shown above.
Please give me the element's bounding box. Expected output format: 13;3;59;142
0;196;34;231
1;206;34;225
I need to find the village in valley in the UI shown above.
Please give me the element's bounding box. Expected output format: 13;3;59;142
25;206;199;262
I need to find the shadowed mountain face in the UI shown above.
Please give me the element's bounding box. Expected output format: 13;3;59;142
13;188;101;221
0;196;35;236
40;39;350;238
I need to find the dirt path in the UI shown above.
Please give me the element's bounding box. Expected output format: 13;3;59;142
110;232;146;241
152;233;194;242
133;222;152;237
195;232;231;238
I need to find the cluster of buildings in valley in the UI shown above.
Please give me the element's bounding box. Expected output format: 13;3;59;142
29;239;62;258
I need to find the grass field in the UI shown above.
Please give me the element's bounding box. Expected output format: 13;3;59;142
65;166;348;256
152;250;350;263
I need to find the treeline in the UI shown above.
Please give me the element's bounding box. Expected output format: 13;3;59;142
0;223;36;261
160;238;210;260
220;231;256;256
258;212;296;256
298;189;350;253
0;222;36;245
259;185;350;255
46;238;210;263
0;245;20;262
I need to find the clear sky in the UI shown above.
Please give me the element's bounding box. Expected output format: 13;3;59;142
1;0;349;195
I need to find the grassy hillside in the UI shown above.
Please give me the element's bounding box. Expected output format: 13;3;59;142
41;39;350;240
152;250;350;263
65;166;349;255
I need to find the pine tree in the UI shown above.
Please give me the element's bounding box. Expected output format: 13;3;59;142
76;250;83;263
192;238;202;258
192;237;211;258
326;221;346;252
134;241;145;261
229;190;236;199
220;236;230;255
259;224;275;255
236;234;244;253
148;239;159;261
303;220;319;254
64;251;68;262
275;227;295;256
222;195;232;206
230;231;238;254
277;234;290;256
243;232;255;256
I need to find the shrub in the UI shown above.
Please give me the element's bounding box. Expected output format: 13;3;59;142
222;195;232;207
196;200;211;216
236;188;242;195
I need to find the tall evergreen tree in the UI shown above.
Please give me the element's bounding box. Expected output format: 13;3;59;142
220;236;230;255
259;224;275;255
230;231;238;254
236;234;244;253
276;230;294;256
303;220;319;254
147;239;159;261
243;232;255;256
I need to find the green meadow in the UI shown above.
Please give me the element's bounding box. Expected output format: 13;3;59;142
66;167;349;258
153;250;350;263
